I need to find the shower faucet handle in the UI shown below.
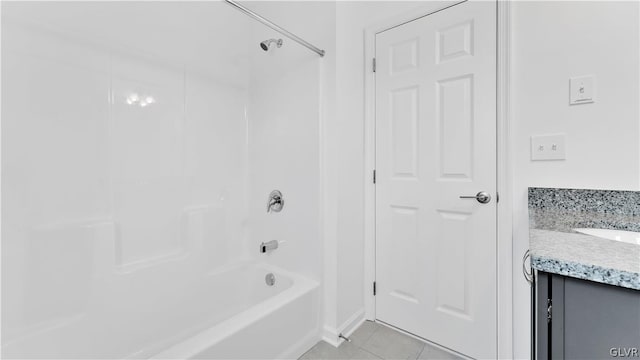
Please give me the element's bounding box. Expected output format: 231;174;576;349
267;190;284;213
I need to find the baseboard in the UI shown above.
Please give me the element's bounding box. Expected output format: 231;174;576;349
322;325;341;347
322;309;365;347
339;309;366;338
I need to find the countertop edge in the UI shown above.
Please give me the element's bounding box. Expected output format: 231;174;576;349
531;255;640;291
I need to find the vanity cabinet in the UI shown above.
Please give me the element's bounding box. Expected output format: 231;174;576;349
536;271;640;359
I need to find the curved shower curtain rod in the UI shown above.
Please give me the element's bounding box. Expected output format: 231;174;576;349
224;0;326;57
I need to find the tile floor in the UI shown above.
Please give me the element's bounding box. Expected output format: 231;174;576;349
298;321;464;360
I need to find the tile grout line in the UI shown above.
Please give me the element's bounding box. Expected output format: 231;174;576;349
354;335;380;359
358;322;381;347
356;323;386;359
359;322;426;360
351;346;384;360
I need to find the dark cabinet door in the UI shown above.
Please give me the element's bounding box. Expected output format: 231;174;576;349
536;272;640;359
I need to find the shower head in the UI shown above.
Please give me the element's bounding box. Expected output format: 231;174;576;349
260;38;283;51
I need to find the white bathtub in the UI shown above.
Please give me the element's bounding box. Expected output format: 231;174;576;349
151;263;320;360
2;262;320;359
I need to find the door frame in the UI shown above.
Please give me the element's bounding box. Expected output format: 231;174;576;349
362;1;513;358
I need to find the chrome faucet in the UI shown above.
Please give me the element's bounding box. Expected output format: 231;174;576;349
260;240;279;253
267;190;284;213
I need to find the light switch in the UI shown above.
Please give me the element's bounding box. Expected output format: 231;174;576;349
569;75;595;105
531;134;566;161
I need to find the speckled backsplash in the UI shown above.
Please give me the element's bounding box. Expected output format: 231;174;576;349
528;187;640;233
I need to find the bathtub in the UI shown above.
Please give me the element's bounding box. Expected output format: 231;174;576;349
151;263;321;360
2;262;320;359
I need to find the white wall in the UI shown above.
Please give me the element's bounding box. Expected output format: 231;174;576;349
511;2;640;358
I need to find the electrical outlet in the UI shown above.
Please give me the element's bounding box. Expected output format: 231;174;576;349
531;134;566;161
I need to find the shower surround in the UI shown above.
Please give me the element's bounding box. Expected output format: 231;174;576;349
1;1;327;358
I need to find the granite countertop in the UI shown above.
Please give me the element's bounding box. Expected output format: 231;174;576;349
528;187;640;291
530;229;640;290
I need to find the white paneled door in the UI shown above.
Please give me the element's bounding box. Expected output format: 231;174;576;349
374;1;497;358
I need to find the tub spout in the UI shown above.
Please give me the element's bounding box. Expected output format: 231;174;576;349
260;240;279;253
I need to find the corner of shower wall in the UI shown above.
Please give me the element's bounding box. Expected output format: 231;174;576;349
243;2;330;285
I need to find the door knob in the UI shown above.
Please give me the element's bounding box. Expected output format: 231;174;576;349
459;191;491;204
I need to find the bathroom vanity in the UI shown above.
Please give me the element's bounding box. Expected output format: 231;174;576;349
528;188;640;359
536;272;639;359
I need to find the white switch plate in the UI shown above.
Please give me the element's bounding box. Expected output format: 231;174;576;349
531;134;566;161
569;75;595;105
